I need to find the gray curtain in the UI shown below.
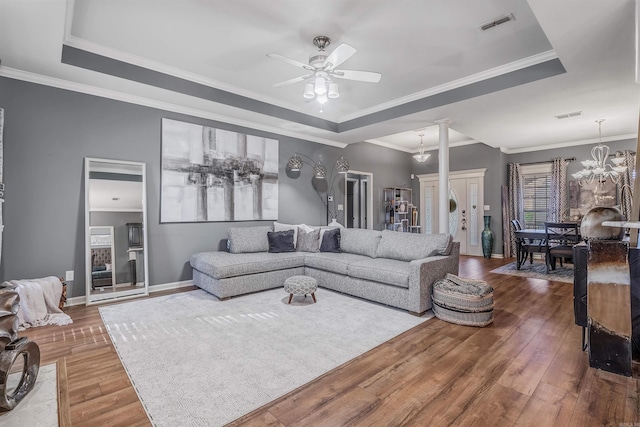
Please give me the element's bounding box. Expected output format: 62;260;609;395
548;157;568;222
507;163;523;257
0;108;3;268
619;150;636;221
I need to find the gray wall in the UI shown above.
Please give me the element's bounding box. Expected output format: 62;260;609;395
0;77;343;297
411;143;505;254
344;142;413;230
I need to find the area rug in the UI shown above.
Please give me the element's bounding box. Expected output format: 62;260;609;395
491;260;573;283
0;363;58;427
99;288;431;427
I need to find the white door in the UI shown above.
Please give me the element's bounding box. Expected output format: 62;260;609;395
418;169;485;256
449;178;468;254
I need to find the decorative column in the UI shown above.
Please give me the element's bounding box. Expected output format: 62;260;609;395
435;119;451;234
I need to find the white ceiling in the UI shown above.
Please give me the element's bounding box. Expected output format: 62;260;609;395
89;179;143;212
0;0;638;154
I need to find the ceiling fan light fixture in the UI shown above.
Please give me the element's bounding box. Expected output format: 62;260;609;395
303;82;315;98
328;82;339;98
314;76;327;95
317;93;328;104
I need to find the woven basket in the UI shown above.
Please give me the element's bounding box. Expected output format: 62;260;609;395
432;286;494;312
432;301;494;327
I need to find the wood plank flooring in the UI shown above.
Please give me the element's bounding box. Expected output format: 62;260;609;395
18;256;640;426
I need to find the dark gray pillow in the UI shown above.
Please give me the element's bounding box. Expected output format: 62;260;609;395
268;230;295;253
320;228;341;253
297;228;320;252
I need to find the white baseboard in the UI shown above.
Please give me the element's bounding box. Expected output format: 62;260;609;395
65;280;194;307
149;280;194;293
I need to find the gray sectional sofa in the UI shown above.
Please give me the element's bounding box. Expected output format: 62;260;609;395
190;226;460;315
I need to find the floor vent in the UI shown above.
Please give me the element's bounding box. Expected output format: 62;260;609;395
481;13;515;31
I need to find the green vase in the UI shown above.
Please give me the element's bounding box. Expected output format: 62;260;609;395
481;215;494;259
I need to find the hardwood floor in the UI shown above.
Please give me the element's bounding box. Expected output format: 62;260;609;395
19;256;640;426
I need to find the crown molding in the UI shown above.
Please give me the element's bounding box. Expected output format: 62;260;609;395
0;67;347;148
364;139;416;153
339;50;559;122
500;133;638;154
62;35;325;121
365;137;480;154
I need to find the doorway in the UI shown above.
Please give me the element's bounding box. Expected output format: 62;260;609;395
418;168;486;256
344;171;373;229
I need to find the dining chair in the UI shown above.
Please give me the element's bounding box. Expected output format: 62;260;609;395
544;222;581;273
512;220;546;268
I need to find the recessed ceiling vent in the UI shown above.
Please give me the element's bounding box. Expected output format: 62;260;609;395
554;111;583;120
481;13;515;31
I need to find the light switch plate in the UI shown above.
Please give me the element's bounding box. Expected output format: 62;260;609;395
337;204;344;211
65;270;74;281
484;205;490;211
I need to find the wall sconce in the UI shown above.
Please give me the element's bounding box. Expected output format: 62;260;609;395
287;153;350;223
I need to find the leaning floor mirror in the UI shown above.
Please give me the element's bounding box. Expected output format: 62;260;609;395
85;158;149;305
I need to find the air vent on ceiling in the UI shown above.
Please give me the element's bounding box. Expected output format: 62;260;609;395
554;111;583;120
481;13;515;31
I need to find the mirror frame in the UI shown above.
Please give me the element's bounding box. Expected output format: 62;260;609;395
343;170;374;229
85;157;150;305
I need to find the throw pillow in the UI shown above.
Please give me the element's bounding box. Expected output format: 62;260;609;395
297;228;320;252
228;226;272;253
320;228;341;253
273;222;299;248
268;230;295;253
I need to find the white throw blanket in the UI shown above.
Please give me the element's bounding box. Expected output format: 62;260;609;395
6;276;73;330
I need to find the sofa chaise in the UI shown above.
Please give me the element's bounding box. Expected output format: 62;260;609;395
190;225;460;315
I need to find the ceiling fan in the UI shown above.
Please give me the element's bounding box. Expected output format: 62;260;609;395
267;36;382;104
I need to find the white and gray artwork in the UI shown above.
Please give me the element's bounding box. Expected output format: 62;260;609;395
161;118;279;222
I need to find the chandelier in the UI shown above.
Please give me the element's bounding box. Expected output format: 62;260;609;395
413;134;431;163
571;119;627;185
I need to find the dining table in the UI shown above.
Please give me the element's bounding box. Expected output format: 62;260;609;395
514;224;582;270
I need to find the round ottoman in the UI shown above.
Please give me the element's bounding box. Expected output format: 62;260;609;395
284;276;318;304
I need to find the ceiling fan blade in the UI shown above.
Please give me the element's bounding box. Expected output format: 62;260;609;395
272;75;312;87
267;53;315;71
323;43;357;70
333;69;382;83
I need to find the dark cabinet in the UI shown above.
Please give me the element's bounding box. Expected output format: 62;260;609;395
127;223;143;248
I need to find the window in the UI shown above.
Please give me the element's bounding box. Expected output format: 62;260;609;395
521;164;552;230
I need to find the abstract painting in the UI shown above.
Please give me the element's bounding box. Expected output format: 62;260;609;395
161;118;279;222
569;179;617;219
